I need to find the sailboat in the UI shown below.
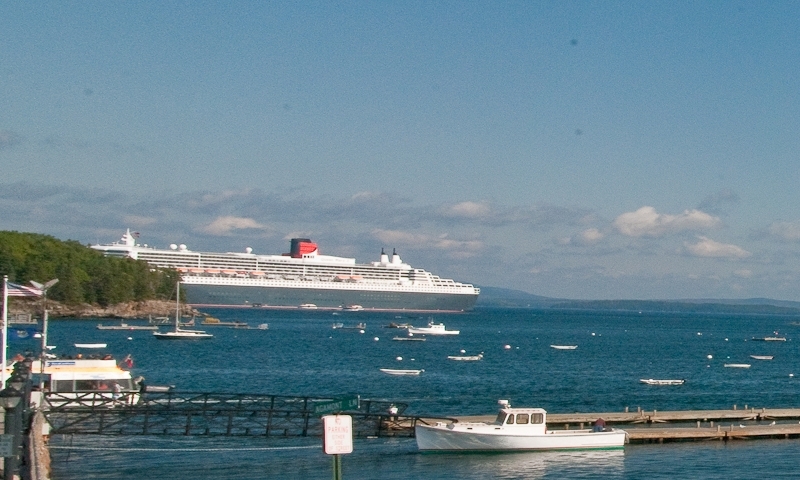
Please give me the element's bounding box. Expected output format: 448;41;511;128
153;281;213;340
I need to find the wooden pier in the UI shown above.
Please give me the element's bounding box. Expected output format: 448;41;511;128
454;406;800;444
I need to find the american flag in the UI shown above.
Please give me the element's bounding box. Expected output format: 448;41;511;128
5;282;42;297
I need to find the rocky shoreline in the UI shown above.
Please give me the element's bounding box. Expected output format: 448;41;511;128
6;297;200;319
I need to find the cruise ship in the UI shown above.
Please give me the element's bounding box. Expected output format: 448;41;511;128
91;230;479;312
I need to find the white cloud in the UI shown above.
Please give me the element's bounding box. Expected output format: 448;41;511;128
443;201;491;218
200;216;267;236
123;215;157;227
372;229;483;254
561;228;605;246
734;269;752;278
769;221;800;241
580;228;604;243
685;236;751;258
613;206;721;237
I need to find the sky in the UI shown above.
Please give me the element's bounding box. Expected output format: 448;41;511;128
2;1;800;301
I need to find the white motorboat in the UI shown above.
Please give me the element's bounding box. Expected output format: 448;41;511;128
299;303;318;309
407;322;459;335
416;400;627;452
447;354;483;361
750;355;774;360
379;368;424;376
392;337;426;342
640;379;685;385
724;363;751;368
74;343;108;349
550;345;577;350
153;282;213;340
342;304;364;311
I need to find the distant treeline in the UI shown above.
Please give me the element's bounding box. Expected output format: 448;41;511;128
0;231;178;306
551;300;800;315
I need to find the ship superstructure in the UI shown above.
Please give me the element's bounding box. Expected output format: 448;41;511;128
91;230;479;312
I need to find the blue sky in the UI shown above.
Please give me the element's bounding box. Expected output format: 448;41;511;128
2;1;800;300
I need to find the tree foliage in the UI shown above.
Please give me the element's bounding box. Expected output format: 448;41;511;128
0;231;178;306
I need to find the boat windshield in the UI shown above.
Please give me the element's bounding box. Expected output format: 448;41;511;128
495;412;507;424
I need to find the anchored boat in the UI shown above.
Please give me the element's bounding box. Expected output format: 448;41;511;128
379;368;424;376
407;321;459;335
640;379;685;385
153;282;213;340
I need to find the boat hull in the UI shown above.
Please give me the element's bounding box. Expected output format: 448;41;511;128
415;425;626;452
182;283;478;312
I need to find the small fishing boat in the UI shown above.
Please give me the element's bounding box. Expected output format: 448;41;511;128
447;353;484;361
751;337;787;341
724;363;751;368
750;355;774;360
392;336;426;342
415;400;627;452
379;368;424;376
342;304;364;311
407;321;459;335
550;345;578;350
640;379;685;385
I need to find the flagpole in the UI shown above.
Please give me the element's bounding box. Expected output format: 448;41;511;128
2;275;8;386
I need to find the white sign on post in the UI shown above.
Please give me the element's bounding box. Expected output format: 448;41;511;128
322;414;353;455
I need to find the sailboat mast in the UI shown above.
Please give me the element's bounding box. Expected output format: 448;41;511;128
175;281;180;331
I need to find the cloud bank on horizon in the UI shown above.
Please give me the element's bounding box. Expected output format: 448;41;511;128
1;182;798;301
2;2;800;300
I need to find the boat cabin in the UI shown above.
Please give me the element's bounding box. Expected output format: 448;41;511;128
495;408;546;429
27;359;140;408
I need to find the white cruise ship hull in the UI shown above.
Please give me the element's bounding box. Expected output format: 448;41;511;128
182;282;478;312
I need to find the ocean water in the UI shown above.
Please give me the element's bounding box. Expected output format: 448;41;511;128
42;308;800;479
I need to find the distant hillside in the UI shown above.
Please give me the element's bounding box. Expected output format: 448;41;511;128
475;286;566;308
476;287;800;314
0;230;178;306
550;299;800;315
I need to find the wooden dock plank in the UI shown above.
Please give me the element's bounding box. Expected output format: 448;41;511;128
626;424;800;443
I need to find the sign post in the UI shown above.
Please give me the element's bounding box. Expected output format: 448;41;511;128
322;414;353;480
314;396;359;415
0;434;13;457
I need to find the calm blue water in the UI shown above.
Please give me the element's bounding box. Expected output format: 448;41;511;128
41;308;800;479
